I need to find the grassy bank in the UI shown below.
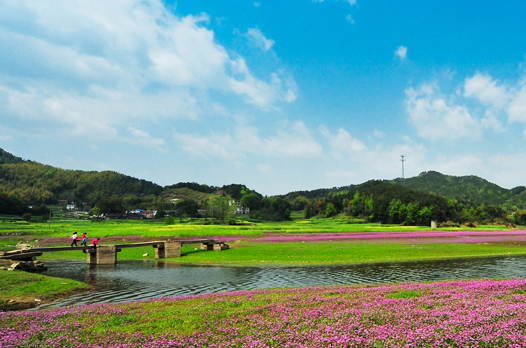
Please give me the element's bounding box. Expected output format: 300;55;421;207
0;218;512;241
35;239;526;266
0;271;91;311
1;218;524;311
2;278;526;347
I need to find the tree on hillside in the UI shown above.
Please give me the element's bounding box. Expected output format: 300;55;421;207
206;195;235;222
95;197;125;214
175;199;199;219
326;203;336;217
304;203;317;219
291;195;310;211
261;197;291;221
240;192;262;210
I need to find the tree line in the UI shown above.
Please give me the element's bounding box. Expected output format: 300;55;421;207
0;148;521;225
300;181;508;226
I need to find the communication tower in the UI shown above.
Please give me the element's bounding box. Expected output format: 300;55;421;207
401;155;406;187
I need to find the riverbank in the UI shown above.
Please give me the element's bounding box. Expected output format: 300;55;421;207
0;218;513;243
0;270;91;311
30;232;526;266
3;223;526;311
2;278;526;347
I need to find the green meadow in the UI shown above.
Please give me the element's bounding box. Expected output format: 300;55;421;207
1;217;525;310
22;241;526;267
0;217;523;266
0;270;90;310
0;217;511;239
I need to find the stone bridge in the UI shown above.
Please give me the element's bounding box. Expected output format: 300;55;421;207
0;239;229;265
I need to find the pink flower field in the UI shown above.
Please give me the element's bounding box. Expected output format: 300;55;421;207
252;230;526;244
3;278;526;347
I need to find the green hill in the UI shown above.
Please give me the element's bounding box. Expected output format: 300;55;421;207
0;149;270;218
0;150;163;208
0;148;29;165
393;171;526;211
0;147;523;224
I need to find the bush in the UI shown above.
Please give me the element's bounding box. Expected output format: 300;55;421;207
164;216;175;225
21;213;32;222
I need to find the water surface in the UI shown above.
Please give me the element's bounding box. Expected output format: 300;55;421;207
39;255;526;308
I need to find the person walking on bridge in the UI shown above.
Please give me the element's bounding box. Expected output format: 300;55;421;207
80;232;87;246
70;232;79;247
90;237;100;249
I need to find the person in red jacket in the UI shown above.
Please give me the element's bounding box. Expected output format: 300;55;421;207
80;232;88;246
90;237;100;249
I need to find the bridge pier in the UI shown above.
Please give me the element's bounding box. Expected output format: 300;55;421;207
87;245;120;264
154;241;181;259
200;242;213;251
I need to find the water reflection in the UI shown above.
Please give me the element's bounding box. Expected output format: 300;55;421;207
39;255;526;309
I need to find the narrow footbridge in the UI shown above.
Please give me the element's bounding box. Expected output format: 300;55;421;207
0;239;229;265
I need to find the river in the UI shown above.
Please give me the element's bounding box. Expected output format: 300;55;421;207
37;254;526;309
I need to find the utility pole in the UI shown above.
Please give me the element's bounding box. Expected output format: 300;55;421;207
401;155;406;187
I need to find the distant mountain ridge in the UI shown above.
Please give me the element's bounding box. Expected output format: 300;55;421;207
392;171;526;211
0;148;29;165
0;148;163;207
1;148;525;212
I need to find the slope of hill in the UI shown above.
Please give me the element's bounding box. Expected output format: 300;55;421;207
2;146;524;219
0;148;29;165
0;149;163;207
392;171;526;211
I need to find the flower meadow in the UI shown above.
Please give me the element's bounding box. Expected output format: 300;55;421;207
252;230;526;244
3;279;526;347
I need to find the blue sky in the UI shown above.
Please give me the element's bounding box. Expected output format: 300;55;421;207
1;0;526;195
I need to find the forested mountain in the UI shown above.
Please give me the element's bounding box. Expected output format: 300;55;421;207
0;149;289;220
0;147;522;225
0;153;163;208
297;180;506;225
392;171;526;211
0;148;29;165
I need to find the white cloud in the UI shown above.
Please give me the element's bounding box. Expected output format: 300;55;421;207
174;120;322;160
325;170;357;180
313;0;357;6
463;73;509;110
404;71;526;142
264;121;322;157
405;84;481;141
346;15;355;24
318;128;428;185
320;126;367;160
125;127;166;151
508;85;526;123
373;130;385;138
247;28;275;51
257;163;271;173
395;45;407;60
0;0;296;144
0;134;14;141
174;131;236;160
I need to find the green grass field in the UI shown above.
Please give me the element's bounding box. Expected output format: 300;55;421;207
26;239;526;267
0;217;512;240
1;217;523;310
0;271;90;311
